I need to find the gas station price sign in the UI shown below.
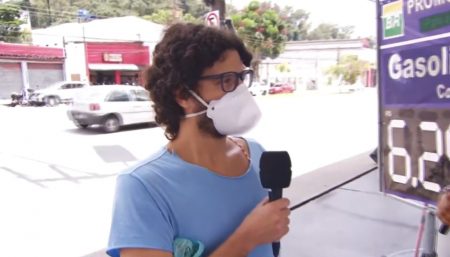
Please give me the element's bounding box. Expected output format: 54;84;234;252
378;0;450;202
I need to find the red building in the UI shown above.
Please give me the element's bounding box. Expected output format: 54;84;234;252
0;43;64;99
86;42;150;85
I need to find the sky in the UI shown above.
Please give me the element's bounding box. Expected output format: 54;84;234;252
226;0;377;38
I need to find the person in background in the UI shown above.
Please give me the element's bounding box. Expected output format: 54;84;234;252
438;186;450;229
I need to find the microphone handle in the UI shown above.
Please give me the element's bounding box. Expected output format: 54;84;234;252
439;224;448;235
272;242;280;257
268;189;282;257
269;189;282;202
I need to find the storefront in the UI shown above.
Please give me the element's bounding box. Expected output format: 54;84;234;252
86;42;150;85
0;43;64;99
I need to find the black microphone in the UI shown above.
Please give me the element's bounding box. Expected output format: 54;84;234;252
259;151;292;257
439;224;448;235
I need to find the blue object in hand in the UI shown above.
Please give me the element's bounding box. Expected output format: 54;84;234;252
173;238;204;257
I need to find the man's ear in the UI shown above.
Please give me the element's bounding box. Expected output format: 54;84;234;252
174;88;196;111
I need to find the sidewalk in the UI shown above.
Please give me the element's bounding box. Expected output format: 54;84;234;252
283;153;449;257
0;99;11;107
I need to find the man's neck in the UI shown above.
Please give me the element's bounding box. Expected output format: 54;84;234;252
169;121;227;164
168;119;249;177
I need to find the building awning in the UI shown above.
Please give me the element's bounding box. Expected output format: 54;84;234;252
0;43;64;60
88;63;141;71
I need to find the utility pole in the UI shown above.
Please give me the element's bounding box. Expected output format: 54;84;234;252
46;0;52;26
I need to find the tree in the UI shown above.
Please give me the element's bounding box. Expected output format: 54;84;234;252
142;9;200;25
24;0;207;28
276;63;290;73
231;1;288;78
0;3;24;43
307;23;354;40
327;55;369;85
181;0;208;18
281;6;310;41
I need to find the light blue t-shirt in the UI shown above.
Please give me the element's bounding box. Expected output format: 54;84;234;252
107;138;272;257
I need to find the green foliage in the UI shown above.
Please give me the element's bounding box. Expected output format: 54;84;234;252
280;6;310;41
142;9;201;25
20;0;207;28
307;23;354;40
20;28;32;43
276;63;290;73
231;1;288;60
0;3;24;43
327;55;369;85
5;0;356;45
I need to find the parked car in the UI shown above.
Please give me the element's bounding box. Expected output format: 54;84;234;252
67;85;155;133
248;81;270;96
29;81;90;106
269;83;296;94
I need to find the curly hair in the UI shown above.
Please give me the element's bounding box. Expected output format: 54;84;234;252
144;23;253;140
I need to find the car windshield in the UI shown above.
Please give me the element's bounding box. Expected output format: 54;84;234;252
74;88;110;101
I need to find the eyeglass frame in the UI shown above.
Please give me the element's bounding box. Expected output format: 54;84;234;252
197;69;254;92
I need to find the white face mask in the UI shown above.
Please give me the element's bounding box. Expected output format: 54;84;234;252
186;84;261;135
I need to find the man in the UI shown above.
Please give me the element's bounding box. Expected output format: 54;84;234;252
107;23;290;257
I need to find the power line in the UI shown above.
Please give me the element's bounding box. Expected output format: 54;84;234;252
2;2;125;19
1;1;200;20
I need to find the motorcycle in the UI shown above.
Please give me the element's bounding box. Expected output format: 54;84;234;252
8;89;34;107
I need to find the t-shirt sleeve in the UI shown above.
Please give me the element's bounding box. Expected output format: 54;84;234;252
246;138;265;158
107;173;174;257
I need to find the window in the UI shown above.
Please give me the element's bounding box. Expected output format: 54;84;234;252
72;84;85;89
133;90;150;101
61;84;72;89
107;91;130;102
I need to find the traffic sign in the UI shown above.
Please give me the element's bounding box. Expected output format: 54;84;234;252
205;10;220;27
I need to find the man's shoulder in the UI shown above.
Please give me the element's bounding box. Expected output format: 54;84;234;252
245;137;263;148
119;147;180;181
242;137;265;156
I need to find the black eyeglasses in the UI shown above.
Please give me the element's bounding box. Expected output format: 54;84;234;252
198;69;254;92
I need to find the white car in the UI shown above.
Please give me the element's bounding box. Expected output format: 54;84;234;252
67;85;156;133
29;81;90;106
248;82;269;96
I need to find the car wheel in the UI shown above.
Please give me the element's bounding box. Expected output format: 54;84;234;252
262;90;267;96
103;115;120;133
45;96;59;106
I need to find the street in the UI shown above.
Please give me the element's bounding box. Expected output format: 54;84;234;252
0;88;378;257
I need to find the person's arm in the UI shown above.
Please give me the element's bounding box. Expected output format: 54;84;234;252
119;197;291;257
121;249;172;257
437;186;450;225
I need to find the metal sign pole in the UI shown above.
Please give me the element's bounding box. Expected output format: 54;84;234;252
422;209;437;257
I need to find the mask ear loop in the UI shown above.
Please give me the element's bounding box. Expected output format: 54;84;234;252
184;90;209;118
188;90;208;107
185;110;207;118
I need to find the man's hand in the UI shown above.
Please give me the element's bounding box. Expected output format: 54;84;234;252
437;190;450;225
121;198;291;257
234;197;291;251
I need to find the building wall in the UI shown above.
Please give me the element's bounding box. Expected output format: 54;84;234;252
0;43;65;99
28;62;64;89
63;42;151;85
259;39;376;88
86;42;150;85
64;42;89;82
0;60;64;99
86;42;149;65
0;61;23;99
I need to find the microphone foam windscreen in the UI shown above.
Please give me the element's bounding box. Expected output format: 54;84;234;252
259;151;292;189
